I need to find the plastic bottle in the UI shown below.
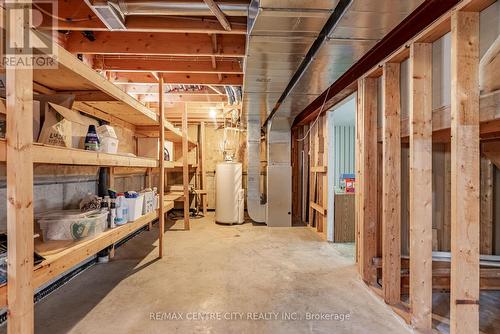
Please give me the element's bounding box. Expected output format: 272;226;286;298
115;193;127;226
84;125;100;151
109;198;116;229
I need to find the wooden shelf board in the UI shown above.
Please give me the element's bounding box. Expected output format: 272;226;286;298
136;124;197;149
165;192;184;202
34;44;157;126
31;143;159;167
33;210;159;287
0;202;176;308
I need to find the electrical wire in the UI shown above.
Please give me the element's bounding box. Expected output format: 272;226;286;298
33;3;96;23
296;86;332;142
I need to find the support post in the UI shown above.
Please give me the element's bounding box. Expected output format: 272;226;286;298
409;42;433;331
6;1;34;332
382;63;401;305
158;75;166;258
182;103;190;230
200;121;207;215
450;11;480;334
356;77;378;285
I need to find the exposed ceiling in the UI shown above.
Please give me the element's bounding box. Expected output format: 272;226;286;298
242;0;425;126
37;0;249;122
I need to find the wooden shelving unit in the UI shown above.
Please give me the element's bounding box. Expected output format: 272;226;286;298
1;31;193;331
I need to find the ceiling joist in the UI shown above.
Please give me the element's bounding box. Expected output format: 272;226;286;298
66;32;245;57
111;72;243;86
93;58;243;74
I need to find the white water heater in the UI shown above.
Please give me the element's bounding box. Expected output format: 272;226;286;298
215;162;244;224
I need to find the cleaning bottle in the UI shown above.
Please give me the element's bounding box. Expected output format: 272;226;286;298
84;125;100;151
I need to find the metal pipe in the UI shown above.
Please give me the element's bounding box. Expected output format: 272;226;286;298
117;0;249;16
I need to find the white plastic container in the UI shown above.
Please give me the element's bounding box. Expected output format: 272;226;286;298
97;125;119;154
215;162;243;224
37;210;108;241
125;195;144;221
140;190;155;214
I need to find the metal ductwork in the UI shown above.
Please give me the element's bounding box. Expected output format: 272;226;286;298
243;0;340;226
242;0;426;226
117;0;249;16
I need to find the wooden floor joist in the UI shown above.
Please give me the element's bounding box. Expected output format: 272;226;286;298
450;10;480;334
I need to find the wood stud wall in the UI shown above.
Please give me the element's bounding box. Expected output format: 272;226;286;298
353;1;488;332
307;115;328;238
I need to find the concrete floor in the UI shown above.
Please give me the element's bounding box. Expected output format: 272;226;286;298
23;213;411;333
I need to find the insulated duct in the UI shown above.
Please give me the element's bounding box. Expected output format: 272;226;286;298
247;113;265;222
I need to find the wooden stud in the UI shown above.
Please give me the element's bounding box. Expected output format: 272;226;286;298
409;42;433;331
450;11;480;334
356;77;378;285
200;121;208;215
146;167;154;230
182;104;191;230
480;155;493;255
158;75;166;258
6;1;35;332
382;63;401;305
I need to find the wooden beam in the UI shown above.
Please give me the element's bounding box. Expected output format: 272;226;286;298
182;104;191;230
159;74;166;258
65;32;245;57
382;63;401;305
40;11;247;34
450;11;480;334
356;77;378;285
93;58;243;74
6;1;34;332
408;42;433;331
112;72;243;86
204;0;232;31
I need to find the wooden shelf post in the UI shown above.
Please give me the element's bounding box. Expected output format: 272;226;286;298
356;77;378;285
6;1;35;332
450;10;480;334
382;63;401;305
158;75;166;258
409;42;433;331
182;103;190;230
200;121;207;215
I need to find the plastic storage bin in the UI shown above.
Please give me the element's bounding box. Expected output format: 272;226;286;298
125;195;144;222
37;210;108;241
